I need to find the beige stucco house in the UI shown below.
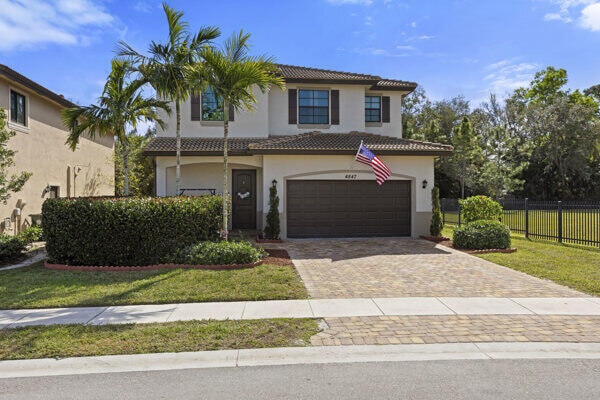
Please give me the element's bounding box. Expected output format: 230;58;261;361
145;64;451;239
0;64;114;234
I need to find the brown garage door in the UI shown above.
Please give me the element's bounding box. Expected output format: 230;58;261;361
286;180;411;238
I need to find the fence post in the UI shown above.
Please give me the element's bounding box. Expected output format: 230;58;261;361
458;201;461;226
525;198;529;238
557;200;563;243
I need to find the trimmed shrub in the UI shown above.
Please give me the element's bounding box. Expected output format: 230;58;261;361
0;235;26;261
172;240;264;265
42;196;222;266
459;195;502;224
430;186;443;237
453;220;511;250
263;181;280;240
19;225;43;243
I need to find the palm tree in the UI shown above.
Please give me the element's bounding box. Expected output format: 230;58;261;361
118;2;220;195
62;59;170;195
194;31;284;240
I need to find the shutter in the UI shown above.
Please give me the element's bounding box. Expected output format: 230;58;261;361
288;89;297;124
330;90;340;125
191;94;201;121
382;96;390;123
228;103;234;121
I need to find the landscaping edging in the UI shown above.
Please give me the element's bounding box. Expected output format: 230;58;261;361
420;235;517;254
462;248;518;254
44;259;264;272
256;236;283;243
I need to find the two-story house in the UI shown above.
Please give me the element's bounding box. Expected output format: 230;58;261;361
0;65;114;234
144;64;452;239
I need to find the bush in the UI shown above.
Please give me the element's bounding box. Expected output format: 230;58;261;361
172;240;264;265
42;196;222;266
459;195;502;224
0;235;26;261
453;220;511;250
430;186;443;237
19;225;43;243
264;182;280;240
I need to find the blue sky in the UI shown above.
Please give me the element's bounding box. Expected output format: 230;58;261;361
1;0;600;107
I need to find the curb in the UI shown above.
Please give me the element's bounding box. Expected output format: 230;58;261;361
2;342;600;378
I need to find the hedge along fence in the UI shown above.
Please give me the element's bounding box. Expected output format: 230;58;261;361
42;196;222;266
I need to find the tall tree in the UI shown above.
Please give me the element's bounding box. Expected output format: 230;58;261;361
451;116;483;199
62;59;170;195
118;2;220;195
193;31;284;240
0;109;31;204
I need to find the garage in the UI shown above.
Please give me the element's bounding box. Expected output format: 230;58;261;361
286;180;411;238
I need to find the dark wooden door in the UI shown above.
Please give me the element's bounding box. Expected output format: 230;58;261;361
286;180;411;238
232;169;257;230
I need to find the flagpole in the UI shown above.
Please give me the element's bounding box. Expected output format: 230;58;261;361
355;140;363;161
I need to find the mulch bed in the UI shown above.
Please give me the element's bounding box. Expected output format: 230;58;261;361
43;249;293;272
263;249;294;267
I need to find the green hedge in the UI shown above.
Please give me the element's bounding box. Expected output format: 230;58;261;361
459;195;503;224
0;235;26;261
172;240;264;265
453;220;511;250
42;196;222;266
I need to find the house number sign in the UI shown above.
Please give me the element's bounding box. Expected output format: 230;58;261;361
345;174;358;179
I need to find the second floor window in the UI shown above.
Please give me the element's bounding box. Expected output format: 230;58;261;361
299;89;329;124
365;95;381;123
10;90;26;126
202;87;223;121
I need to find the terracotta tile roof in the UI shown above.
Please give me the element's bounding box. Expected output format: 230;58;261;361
275;64;417;92
249;132;452;155
144;132;452;156
143;137;270;155
0;64;77;108
370;79;418;91
276;64;381;84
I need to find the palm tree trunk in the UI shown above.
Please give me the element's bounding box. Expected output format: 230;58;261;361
175;99;181;195
123;139;130;196
222;102;229;241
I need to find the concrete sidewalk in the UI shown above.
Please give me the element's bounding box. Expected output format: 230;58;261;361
2;296;600;328
2;342;600;378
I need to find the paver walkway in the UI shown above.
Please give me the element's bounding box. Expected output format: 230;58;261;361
282;238;585;298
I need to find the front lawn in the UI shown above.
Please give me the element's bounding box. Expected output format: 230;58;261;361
0;261;308;309
443;226;600;296
0;318;319;360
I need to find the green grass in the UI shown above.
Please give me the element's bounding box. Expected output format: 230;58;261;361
0;318;320;360
443;226;600;296
0;261;308;309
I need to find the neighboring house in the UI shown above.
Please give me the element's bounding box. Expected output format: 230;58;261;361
0;65;114;234
145;64;452;238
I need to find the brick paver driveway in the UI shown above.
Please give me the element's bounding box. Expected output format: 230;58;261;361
284;238;584;298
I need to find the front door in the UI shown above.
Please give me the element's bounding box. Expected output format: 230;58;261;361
232;169;257;230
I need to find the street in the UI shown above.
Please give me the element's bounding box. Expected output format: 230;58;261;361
2;359;599;399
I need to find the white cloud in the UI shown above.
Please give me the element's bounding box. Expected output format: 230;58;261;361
484;60;538;95
417;35;435;40
0;0;114;51
396;45;415;50
543;0;600;31
326;0;373;5
580;2;600;30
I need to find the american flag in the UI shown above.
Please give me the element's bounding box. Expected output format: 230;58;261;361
355;143;392;185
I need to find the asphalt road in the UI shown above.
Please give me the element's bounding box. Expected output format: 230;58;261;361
2;359;600;399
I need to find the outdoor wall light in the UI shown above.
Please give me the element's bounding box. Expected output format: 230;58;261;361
272;179;278;187
422;179;428;189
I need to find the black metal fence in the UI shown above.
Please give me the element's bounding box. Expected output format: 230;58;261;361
441;198;600;247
